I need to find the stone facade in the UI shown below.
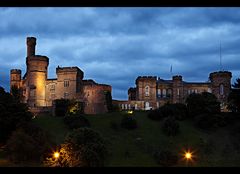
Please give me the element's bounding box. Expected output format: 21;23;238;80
10;37;112;114
115;71;232;111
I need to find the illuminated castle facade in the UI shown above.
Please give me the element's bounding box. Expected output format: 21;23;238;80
10;37;111;114
114;71;232;111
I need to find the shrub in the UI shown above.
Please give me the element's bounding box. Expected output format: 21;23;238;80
153;149;178;166
63;115;90;129
186;92;220;117
194;113;226;130
5;122;51;163
54;99;70;117
147;109;163;121
44;128;108;167
121;116;137;130
162;117;180;136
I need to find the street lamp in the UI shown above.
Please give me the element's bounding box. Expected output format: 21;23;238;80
54;152;60;159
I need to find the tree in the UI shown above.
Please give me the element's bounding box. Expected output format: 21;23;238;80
228;78;240;113
5;121;52;163
232;78;240;88
44;128;108;167
186;92;220;117
0;86;32;143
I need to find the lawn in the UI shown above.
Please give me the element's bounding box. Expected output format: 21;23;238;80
1;111;240;167
35;111;240;167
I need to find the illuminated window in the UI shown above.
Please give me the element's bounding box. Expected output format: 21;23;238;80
128;104;131;109
135;104;138;110
177;88;180;96
194;89;198;93
188;89;191;94
220;84;224;95
207;88;212;93
162;89;166;97
122;104;124;110
64;80;70;87
125;104;128;110
145;86;149;96
157;89;161;98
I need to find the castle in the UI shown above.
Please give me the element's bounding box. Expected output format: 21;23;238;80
113;71;232;111
10;37;111;114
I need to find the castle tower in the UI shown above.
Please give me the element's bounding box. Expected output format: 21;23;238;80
10;69;22;89
26;37;49;107
209;71;232;106
172;75;184;103
27;37;36;57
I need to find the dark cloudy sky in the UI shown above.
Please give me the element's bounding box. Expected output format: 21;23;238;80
0;7;240;100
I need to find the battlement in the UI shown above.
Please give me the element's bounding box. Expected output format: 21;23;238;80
209;71;232;80
136;76;157;81
172;75;182;81
10;69;21;74
56;66;83;74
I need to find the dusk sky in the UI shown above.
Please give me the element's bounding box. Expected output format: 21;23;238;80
0;7;240;100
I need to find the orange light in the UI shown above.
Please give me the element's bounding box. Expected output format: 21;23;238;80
54;152;60;158
185;152;192;160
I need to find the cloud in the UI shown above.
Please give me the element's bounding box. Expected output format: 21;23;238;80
0;7;240;100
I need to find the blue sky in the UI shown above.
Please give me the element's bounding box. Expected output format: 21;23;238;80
0;7;240;100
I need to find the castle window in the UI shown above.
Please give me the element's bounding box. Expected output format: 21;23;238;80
162;89;166;98
64;92;69;98
220;84;224;95
191;89;195;93
50;84;55;91
157;89;161;98
188;89;191;95
122;104;124;110
177;88;180;96
145;86;149;96
167;89;172;97
207;88;212;93
30;89;35;97
125;104;128;110
51;93;55;99
195;89;198;93
64;80;69;87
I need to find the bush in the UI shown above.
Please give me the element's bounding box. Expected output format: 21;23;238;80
63;115;90;129
54;99;70;117
5;122;51;163
147;109;163;121
44;128;108;167
186;92;220;117
194;113;226;130
147;103;188;121
153;149;178;166
121;116;137;130
162;117;180;136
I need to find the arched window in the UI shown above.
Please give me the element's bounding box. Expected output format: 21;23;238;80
220;84;224;95
162;89;166;97
145;86;149;96
207;88;212;93
157;89;161;98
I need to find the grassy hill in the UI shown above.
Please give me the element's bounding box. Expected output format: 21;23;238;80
27;111;240;167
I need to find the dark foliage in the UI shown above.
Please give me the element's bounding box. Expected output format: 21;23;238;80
5;122;52;163
194;113;226;130
44;128;108;167
162;117;180;136
228;89;240;113
232;78;240;88
63;115;90;129
121;116;137;130
186;92;220;117
153;149;178;166
54;99;70;117
0;86;32;144
148;103;188;121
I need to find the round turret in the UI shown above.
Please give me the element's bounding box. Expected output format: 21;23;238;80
209;71;232;105
10;69;22;89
